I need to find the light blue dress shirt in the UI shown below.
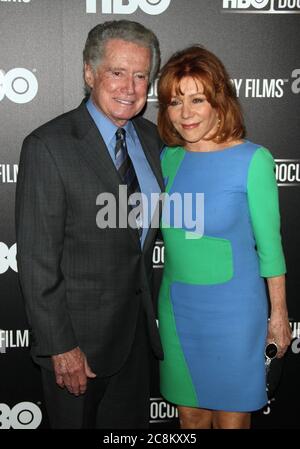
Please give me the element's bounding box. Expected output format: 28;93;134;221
86;98;161;248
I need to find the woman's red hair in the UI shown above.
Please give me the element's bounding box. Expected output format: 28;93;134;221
157;46;245;146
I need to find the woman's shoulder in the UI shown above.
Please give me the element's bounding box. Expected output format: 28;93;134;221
245;142;277;183
244;140;274;163
243;140;272;155
237;140;275;167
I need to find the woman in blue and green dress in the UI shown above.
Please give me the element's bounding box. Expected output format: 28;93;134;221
157;46;291;429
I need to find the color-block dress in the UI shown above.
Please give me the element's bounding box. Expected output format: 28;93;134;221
158;141;286;411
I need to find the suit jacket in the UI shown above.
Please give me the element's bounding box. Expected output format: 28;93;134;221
15;100;164;376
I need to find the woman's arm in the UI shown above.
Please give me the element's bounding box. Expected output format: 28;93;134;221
267;274;291;357
247;147;291;357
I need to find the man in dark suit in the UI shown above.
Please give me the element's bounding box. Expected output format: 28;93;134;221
15;20;164;429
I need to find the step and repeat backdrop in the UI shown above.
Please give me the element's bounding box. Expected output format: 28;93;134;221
0;0;300;429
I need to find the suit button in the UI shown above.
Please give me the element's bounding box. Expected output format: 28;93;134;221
135;288;143;295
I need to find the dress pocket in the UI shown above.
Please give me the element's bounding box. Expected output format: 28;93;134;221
162;227;233;285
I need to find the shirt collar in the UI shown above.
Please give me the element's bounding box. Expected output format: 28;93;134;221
86;97;135;147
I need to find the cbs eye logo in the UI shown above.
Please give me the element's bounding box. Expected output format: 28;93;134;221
0;402;42;429
0;68;38;104
86;0;171;14
0;243;17;274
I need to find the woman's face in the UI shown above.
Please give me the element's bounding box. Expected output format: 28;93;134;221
167;76;219;151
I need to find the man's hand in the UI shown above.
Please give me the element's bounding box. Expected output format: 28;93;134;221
52;346;96;396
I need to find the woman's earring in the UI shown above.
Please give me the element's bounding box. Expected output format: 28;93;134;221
215;117;221;140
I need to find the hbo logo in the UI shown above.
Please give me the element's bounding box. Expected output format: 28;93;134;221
0;68;38;104
0;243;17;274
0;402;42;429
86;0;171;14
223;0;270;8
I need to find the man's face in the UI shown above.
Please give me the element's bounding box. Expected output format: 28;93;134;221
85;39;151;126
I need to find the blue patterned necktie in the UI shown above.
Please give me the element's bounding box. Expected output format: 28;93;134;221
115;128;143;237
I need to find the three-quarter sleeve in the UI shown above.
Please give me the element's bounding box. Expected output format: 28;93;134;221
247;147;286;277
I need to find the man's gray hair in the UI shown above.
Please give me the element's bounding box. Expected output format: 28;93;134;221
83;20;160;84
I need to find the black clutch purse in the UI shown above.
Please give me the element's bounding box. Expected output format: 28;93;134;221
265;343;285;399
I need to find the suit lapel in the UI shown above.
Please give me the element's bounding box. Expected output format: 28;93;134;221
72;102;118;193
72;102;140;246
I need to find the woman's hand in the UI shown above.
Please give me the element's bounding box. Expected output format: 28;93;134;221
267;311;292;358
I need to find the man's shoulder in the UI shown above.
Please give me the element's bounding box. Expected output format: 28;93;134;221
26;101;88;141
133;115;158;133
